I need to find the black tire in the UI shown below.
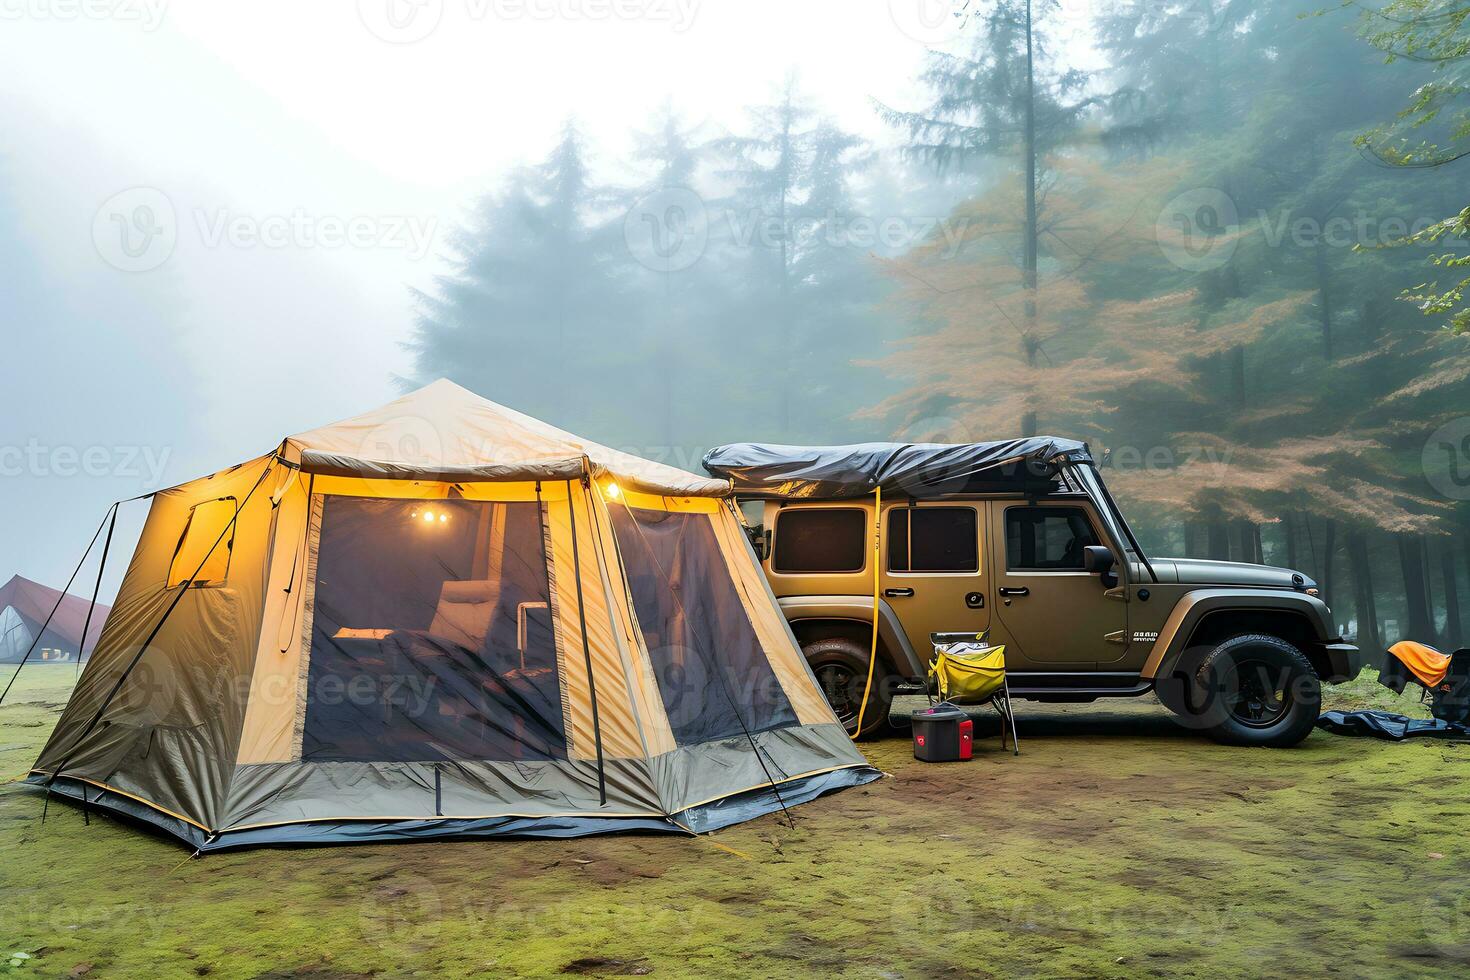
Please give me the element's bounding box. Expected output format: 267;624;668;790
803;637;893;739
1191;634;1321;747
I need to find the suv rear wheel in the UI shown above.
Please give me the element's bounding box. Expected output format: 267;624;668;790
1189;634;1321;747
802;637;893;739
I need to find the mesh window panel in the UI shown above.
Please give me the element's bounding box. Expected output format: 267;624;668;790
609;505;798;745
301;495;566;763
167;497;237;587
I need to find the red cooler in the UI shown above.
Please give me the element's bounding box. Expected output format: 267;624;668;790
911;704;973;762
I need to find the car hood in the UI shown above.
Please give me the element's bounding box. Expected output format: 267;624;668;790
1150;558;1312;590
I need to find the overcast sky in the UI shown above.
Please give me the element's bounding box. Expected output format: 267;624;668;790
0;0;1099;601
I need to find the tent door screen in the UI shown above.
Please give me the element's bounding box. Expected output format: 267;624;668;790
609;505;798;745
301;495;566;763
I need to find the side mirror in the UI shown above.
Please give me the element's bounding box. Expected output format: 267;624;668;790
1082;546;1116;575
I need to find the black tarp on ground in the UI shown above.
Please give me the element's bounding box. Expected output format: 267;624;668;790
1315;710;1470;740
702;439;1093;499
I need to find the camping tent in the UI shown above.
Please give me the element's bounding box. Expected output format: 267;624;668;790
27;380;877;850
0;575;110;664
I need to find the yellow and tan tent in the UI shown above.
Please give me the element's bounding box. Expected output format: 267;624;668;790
28;380;876;850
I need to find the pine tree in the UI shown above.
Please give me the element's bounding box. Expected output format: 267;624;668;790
712;74;878;439
877;0;1113;434
410;120;633;435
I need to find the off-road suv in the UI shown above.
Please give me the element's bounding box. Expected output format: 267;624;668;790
704;438;1362;747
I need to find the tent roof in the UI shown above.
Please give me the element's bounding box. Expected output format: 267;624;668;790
284;379;729;497
703;438;1094;498
0;574;110;653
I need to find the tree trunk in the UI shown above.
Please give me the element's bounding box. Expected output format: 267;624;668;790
1022;0;1037;291
1019;0;1039;438
1423;537;1437;643
1184;521;1201;559
777;147;792;436
1229;345;1246;409
1321;518;1337;611
1361;296;1382;352
1347;529;1380;652
661;276;675;449
1207;518;1231;561
1284;512;1299;570
1397;533;1436;643
1314;238;1335;360
1441;538;1463;648
1020;341;1038;437
1235;520;1259;564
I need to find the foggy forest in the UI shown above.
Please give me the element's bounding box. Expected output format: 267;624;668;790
408;1;1470;652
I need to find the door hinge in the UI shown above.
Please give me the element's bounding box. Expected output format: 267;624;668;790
1104;629;1129;645
1104;587;1128;602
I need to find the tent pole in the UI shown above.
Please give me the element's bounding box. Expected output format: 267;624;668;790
564;474;607;805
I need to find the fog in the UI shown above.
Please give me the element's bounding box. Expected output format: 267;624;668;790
1;0;1466;651
0;0;1065;595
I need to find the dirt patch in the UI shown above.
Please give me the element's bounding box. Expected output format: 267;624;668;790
560;957;653;975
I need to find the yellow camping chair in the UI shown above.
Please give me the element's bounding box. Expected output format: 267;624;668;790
928;631;1019;754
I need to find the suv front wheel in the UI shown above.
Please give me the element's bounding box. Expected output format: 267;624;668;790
802;637;893;739
1189;634;1321;747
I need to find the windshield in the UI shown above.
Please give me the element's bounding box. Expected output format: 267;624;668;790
1068;463;1156;582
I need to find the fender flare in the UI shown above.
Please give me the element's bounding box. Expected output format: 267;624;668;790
1141;589;1337;679
775;594;926;678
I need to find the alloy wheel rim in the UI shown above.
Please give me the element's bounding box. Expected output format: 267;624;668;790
1225;657;1292;728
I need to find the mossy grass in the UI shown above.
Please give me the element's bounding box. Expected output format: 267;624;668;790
2;666;1466;978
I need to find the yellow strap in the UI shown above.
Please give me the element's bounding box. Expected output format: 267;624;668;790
852;485;881;739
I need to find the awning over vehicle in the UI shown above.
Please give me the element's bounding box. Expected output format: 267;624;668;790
702;438;1093;498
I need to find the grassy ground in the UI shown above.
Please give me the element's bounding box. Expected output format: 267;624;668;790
2;665;1468;979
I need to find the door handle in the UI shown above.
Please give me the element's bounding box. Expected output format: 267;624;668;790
884;588;914;598
997;587;1030;597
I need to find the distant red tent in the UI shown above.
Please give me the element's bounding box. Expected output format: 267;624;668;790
0;575;111;663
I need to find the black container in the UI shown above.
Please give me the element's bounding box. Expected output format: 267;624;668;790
911;704;973;762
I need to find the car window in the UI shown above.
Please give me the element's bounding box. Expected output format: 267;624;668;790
1005;507;1099;571
888;507;977;573
772;508;866;573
